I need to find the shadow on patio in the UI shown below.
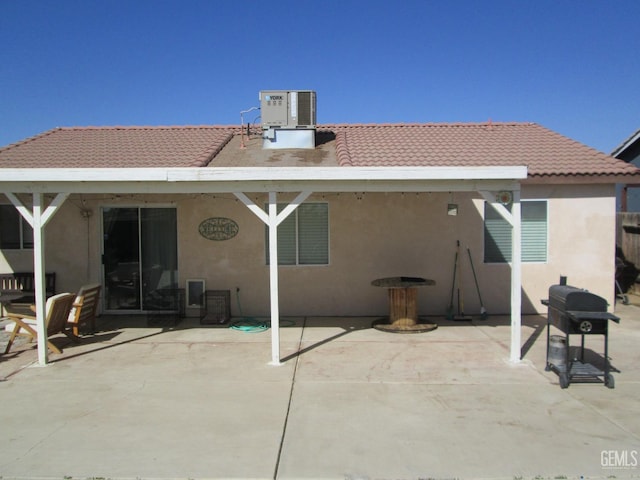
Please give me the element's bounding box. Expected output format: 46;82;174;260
1;312;552;379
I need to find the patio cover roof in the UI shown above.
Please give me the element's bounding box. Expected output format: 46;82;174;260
0;163;527;368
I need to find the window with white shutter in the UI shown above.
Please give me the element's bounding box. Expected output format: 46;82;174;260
266;203;329;265
484;200;547;263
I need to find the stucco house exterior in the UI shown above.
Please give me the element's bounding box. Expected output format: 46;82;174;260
2;117;639;365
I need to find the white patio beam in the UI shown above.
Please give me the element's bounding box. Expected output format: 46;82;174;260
0;166;527;195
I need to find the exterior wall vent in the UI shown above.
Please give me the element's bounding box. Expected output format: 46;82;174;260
260;90;316;149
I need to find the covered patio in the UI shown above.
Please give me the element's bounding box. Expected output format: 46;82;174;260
0;164;527;367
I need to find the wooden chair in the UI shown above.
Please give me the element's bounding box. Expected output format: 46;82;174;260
3;292;75;354
66;284;102;337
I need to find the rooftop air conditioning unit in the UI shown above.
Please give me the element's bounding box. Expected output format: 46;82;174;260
260;90;316;128
260;90;317;149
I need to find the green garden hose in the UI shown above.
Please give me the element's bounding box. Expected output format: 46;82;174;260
230;289;296;332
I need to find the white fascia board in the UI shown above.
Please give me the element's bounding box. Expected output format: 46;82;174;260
167;166;528;182
0;166;527;194
0;168;170;182
0;166;527;182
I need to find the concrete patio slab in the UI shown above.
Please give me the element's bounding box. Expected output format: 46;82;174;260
278;382;639;479
0;303;638;479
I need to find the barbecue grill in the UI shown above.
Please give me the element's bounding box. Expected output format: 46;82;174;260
541;277;620;389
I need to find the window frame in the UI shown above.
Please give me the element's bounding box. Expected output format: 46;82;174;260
265;202;330;266
483;199;548;264
0;204;34;250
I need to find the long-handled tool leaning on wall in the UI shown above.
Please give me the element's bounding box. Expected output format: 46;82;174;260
446;241;488;321
446;241;459;320
467;247;489;320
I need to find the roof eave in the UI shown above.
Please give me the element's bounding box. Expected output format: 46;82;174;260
0;166;528;194
524;173;640;185
611;128;640;158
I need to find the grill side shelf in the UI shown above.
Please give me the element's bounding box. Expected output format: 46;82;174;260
566;310;621;323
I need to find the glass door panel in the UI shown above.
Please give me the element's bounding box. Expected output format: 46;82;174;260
103;208;141;310
141;208;178;310
102;207;177;312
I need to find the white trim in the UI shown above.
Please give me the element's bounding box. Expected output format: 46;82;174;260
0;166;528;194
0;166;527;182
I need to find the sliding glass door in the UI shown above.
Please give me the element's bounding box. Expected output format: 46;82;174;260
102;207;177;312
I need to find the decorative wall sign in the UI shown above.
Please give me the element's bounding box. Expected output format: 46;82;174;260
199;217;239;241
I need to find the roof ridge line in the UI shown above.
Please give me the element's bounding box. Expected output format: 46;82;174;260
56;125;238;131
319;122;535;128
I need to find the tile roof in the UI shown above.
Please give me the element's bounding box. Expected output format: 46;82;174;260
1;122;638;182
0;126;235;168
329;123;640;180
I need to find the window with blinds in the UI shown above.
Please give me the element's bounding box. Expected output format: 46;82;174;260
266;203;329;265
484;200;547;263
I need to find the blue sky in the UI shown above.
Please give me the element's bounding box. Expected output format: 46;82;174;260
1;0;638;153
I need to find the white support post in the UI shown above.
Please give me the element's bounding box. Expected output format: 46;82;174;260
6;192;69;366
233;190;312;365
267;192;280;365
479;189;522;363
510;190;522;363
32;193;48;365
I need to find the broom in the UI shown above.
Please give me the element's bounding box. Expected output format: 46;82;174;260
453;243;472;321
446;241;459;320
467;247;489;320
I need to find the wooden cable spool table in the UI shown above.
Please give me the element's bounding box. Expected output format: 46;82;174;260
371;276;438;333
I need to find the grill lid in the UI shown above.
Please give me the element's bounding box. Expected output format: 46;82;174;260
548;284;608;313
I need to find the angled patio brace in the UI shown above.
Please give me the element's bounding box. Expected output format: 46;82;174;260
234;190;312;365
479;189;522;363
5;192;70;365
